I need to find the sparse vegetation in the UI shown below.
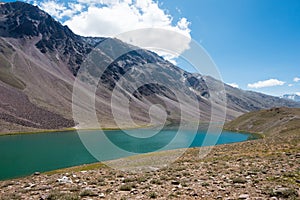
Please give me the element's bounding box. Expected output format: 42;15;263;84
201;182;210;187
79;189;97;197
122;177;136;183
47;190;79;200
232;177;247;184
150;179;162;185
149;191;158;198
119;184;134;191
268;188;298;198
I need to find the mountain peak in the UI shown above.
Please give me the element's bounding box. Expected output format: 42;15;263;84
1;1;34;8
0;1;41;14
0;1;55;38
0;1;97;75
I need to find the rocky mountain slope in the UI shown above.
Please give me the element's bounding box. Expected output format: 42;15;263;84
225;107;300;137
0;1;299;133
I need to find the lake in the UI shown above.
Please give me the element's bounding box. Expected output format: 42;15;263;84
0;129;251;180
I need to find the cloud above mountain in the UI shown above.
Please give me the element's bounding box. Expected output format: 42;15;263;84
247;79;285;89
28;0;191;63
38;1;84;19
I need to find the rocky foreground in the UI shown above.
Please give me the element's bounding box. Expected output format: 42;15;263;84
0;129;299;200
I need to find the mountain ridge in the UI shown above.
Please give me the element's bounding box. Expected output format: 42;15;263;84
0;1;299;133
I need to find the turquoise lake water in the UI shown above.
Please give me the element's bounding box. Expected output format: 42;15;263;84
0;129;251;180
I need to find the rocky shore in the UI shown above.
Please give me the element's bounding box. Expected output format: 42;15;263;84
0;129;299;200
1;108;299;199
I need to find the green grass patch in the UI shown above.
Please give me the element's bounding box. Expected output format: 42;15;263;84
149;191;158;198
47;190;80;200
119;184;134;191
44;162;107;175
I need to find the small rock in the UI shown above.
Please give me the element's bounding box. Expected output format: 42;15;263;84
148;166;159;171
191;193;198;197
270;197;278;200
57;176;72;184
130;189;138;195
171;180;180;185
238;194;249;199
38;185;52;190
33;172;40;176
99;193;105;198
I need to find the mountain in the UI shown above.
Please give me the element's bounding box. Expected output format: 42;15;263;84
0;1;299;133
282;94;300;102
225;107;300;137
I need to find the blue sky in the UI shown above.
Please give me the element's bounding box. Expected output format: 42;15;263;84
3;0;300;96
161;0;300;96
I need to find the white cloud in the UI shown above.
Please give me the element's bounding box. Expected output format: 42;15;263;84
288;84;293;87
33;0;191;62
247;79;285;89
159;53;177;65
293;77;300;82
63;0;191;38
26;0;38;6
227;83;239;88
296;92;300;96
38;1;84;20
39;1;67;19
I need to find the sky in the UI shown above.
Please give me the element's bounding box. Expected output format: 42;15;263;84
3;0;300;97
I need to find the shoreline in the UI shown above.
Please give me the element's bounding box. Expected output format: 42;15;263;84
44;137;262;174
223;128;265;139
0;130;259;181
0;125;262;181
0;124;157;136
1;108;298;199
0;121;217;136
0;137;261;182
0;121;245;137
1;132;299;199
